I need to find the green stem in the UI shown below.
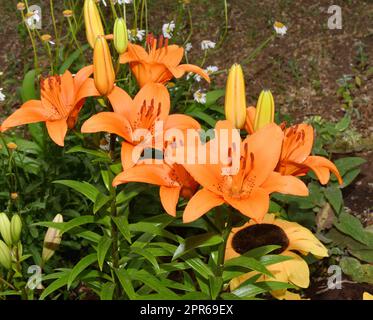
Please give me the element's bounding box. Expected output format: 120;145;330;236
67;17;85;60
50;0;60;63
217;214;232;276
216;0;228;48
241;34;275;66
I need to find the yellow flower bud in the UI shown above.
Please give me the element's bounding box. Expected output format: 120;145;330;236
10;192;18;200
253;89;275;131
63;9;73;18
0;240;12;270
94;36;115;96
114;18;128;54
84;0;105;48
17;2;26;11
224;64;247;129
0;213;12;247
41;34;52;42
7;142;17;150
10;214;22;244
42;214;63;263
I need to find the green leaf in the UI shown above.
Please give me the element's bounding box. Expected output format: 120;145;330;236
97;236;112;271
53;180;100;202
205;89;225;106
232;281;295;298
209;275;223;300
188;110;217;127
40;272;70;300
224;256;273;277
93;193;111;214
112;215;131;243
59;44;89;74
67;253;97;289
184;257;214;279
324;186;343;214
243;245;281;259
66;146;110;159
340;256;373;284
333;157;366;177
131;247;160;273
172;233;223;260
115;269;137;300
129;222;177;242
21;69;37;102
100;282;115;300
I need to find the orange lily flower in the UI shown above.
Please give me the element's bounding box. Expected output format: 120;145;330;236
1;66;98;146
278;123;343;185
120;35;210;87
113;163;199;217
245;107;343;185
182;121;309;223
81;82;201;169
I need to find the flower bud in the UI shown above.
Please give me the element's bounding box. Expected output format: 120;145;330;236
10;214;22;244
10;192;18;200
7;142;17;150
94;36;115;96
0;213;12;247
113;18;128;54
0;240;11;270
253;89;275;131
224;64;247;129
41;34;52;42
63;9;73;18
17;2;26;11
84;0;105;48
42;214;63;263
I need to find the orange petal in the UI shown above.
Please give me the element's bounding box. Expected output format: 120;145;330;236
1;100;47;131
113;163;174;187
160;186;181;217
169;64;210;83
120;141;144;170
243;123;284;186
120;43;149;64
81;112;132;141
303;155;343;185
74;65;94;89
75;78;101;104
262;172;309;196
164;114;201;131
46;119;68;146
183;188;224;223
60;70;76;107
245;106;256;134
225;188;270;223
282;124;314;164
107;85;134;118
157;45;184;66
132;83;170;123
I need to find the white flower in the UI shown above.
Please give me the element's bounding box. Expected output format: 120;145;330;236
273;21;287;36
162;20;175;39
205;65;218;75
186;72;201;82
194;90;206;104
118;0;133;4
185;43;192;52
201;40;215;50
0;88;5;102
128;28;146;41
194;74;202;82
25;10;41;29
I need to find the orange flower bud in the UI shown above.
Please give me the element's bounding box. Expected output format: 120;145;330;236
94;36;115;96
84;0;105;48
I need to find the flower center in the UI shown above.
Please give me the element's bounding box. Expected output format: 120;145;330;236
232;223;289;255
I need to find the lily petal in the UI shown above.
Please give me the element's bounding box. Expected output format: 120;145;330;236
262;172;309;196
183;188;224;223
46;119;68;146
160;186;181;217
303;155;343;185
74;65;94;89
169;64;210;83
107;85;134;118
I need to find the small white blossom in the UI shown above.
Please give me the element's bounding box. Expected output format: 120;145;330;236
205;65;218;75
186;72;201;82
162;21;175;39
25;10;41;29
128;28;146;41
194;74;201;82
0;88;5;102
185;42;192;52
194;90;206;104
273;21;287;36
201;40;215;50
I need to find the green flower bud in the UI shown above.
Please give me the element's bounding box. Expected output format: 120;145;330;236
10;214;22;244
0;213;12;247
114;18;128;54
42;214;63;264
0;240;11;270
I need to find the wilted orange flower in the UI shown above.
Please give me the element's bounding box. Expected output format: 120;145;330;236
120;34;210;87
182;121;309;223
113;163;199;217
81;82;200;169
278;123;343;185
1;67;98;146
